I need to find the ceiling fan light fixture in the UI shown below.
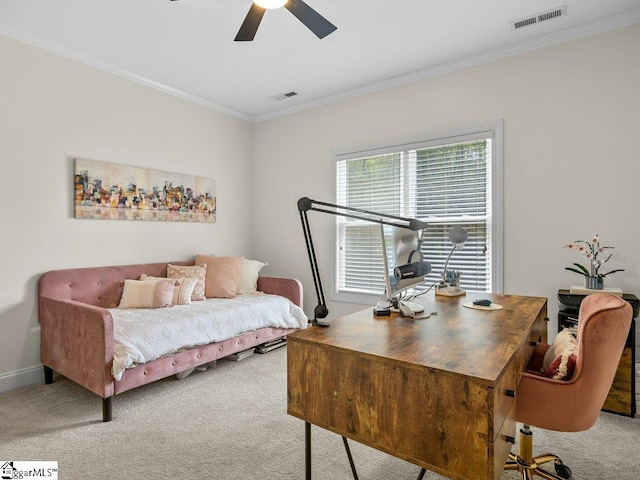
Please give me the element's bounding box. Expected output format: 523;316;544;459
235;0;336;42
254;0;287;9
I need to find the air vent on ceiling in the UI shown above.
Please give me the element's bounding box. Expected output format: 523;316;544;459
511;5;567;31
270;91;299;101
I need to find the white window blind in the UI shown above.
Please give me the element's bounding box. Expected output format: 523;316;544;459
334;125;502;302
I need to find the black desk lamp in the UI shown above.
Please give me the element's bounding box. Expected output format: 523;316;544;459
297;197;429;326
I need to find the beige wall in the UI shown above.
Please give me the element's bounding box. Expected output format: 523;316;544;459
251;25;640;329
2;24;639;392
0;35;252;390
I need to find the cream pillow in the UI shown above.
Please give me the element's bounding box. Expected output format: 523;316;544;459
541;328;578;379
118;279;174;309
139;275;198;305
236;258;267;294
195;255;243;299
167;263;207;301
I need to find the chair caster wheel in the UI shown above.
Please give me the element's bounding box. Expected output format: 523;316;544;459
554;461;572;479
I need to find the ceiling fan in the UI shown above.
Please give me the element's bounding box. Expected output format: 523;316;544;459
171;0;337;42
235;0;337;41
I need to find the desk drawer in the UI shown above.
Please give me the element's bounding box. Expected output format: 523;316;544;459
517;313;546;375
493;357;517;441
491;403;516;480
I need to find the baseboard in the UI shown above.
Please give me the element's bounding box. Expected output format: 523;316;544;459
0;365;43;393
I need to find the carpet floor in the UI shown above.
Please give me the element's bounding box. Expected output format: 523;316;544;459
1;347;638;479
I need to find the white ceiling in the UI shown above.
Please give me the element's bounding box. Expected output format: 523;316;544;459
1;0;639;122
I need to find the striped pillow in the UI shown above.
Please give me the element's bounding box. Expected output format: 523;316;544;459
118;279;174;309
140;275;198;305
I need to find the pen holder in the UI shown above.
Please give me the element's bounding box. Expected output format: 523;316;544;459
435;270;466;297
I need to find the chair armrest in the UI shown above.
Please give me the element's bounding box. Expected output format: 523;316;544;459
516;368;580;432
39;296;114;398
257;276;303;308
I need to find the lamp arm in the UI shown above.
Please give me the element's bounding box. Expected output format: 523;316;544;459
297;197;428;326
298;197;428;231
299;209;329;324
441;245;456;280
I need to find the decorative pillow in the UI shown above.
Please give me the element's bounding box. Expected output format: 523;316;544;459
118;279;174;309
195;255;243;299
544;352;578;381
139;275;198;305
167;263;207;301
236;258;267;294
541;328;578;380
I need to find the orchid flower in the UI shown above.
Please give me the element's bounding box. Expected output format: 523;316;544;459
564;234;624;279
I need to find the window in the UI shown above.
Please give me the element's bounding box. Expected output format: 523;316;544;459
333;122;503;303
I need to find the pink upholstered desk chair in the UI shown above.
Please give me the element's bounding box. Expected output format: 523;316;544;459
505;293;632;479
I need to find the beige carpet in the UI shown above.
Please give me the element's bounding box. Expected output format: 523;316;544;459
1;347;638;479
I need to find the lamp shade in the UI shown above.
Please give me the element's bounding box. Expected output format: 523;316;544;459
448;226;468;249
254;0;287;8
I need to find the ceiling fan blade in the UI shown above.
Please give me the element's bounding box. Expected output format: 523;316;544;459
235;4;266;42
285;0;337;39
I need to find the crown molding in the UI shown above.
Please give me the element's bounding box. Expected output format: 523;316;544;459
2;7;639;124
251;8;640;123
0;27;253;122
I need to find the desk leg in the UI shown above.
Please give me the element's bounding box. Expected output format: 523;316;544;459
306;423;424;480
305;422;312;480
342;436;359;480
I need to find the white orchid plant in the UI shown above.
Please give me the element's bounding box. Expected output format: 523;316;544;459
564;234;624;279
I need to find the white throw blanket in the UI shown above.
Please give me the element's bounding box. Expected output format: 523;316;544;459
109;293;308;380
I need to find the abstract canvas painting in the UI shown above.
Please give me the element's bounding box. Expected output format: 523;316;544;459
74;158;216;223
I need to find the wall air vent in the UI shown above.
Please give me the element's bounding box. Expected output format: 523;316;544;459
511;5;567;31
270;91;298;101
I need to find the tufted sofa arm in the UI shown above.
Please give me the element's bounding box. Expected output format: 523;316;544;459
39;296;115;399
257;276;303;308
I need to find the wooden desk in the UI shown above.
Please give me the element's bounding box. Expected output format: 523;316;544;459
287;293;548;480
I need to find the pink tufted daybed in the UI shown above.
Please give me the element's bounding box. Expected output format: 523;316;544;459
38;261;304;422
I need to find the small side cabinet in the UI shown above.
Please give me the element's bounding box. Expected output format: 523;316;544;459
558;290;638;417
